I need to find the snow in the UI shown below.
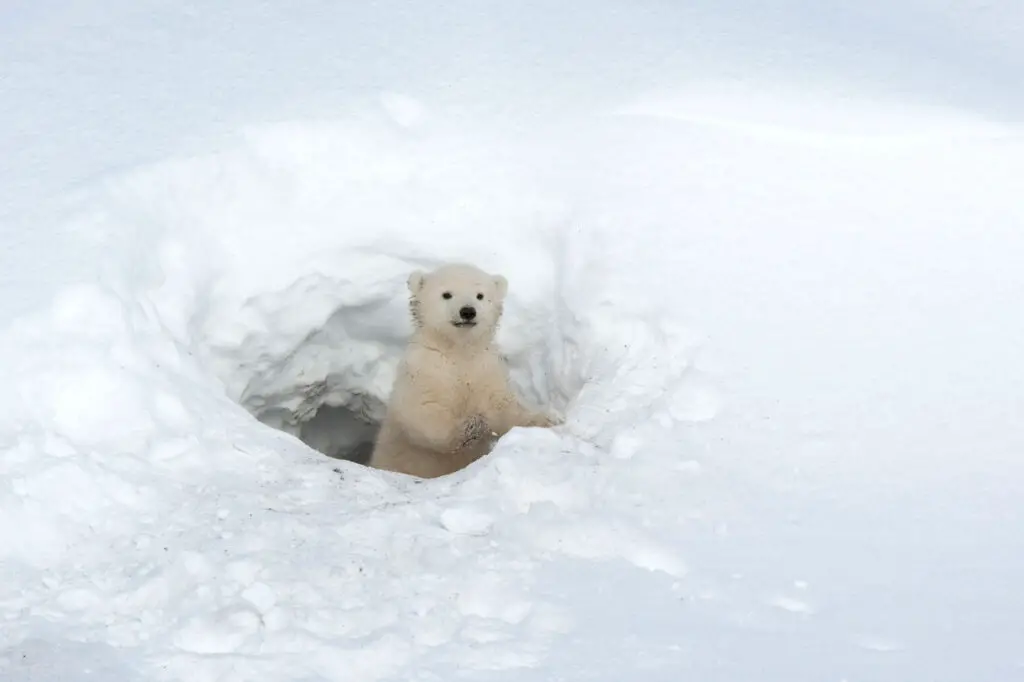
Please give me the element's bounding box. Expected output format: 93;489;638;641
2;2;1024;681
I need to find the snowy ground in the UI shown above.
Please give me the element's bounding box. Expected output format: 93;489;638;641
2;3;1024;681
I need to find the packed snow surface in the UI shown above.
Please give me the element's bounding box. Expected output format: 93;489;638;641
2;2;1024;681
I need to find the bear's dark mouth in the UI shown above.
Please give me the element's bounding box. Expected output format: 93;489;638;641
452;321;477;328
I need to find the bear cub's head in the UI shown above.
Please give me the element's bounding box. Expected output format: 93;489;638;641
408;263;508;344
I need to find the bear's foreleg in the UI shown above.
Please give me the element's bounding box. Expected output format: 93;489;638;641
395;402;483;454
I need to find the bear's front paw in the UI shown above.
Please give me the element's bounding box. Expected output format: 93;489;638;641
459;414;490;448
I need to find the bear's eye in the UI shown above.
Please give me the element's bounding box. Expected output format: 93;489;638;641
442;292;452;300
476;293;484;300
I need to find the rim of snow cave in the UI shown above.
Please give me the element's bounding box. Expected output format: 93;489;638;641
55;107;707;482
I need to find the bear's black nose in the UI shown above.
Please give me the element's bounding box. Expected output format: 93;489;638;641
459;305;477;321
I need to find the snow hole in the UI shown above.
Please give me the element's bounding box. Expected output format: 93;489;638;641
249;390;381;465
200;272;413;467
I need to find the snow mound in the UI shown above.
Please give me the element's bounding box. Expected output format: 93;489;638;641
0;103;711;680
121;113;702;458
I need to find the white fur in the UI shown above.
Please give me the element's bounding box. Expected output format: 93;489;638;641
369;263;560;478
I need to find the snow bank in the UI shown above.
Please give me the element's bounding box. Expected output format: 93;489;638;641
0;97;713;680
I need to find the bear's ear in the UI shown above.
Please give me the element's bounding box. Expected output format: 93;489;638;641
493;274;508;300
407;270;426;294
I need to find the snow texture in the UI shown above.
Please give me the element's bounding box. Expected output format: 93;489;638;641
2;2;1024;681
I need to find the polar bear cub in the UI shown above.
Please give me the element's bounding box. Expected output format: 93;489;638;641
369;263;561;478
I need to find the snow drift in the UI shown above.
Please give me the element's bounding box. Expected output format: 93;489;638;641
0;101;711;680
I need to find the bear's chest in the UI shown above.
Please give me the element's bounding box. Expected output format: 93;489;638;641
415;355;501;413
